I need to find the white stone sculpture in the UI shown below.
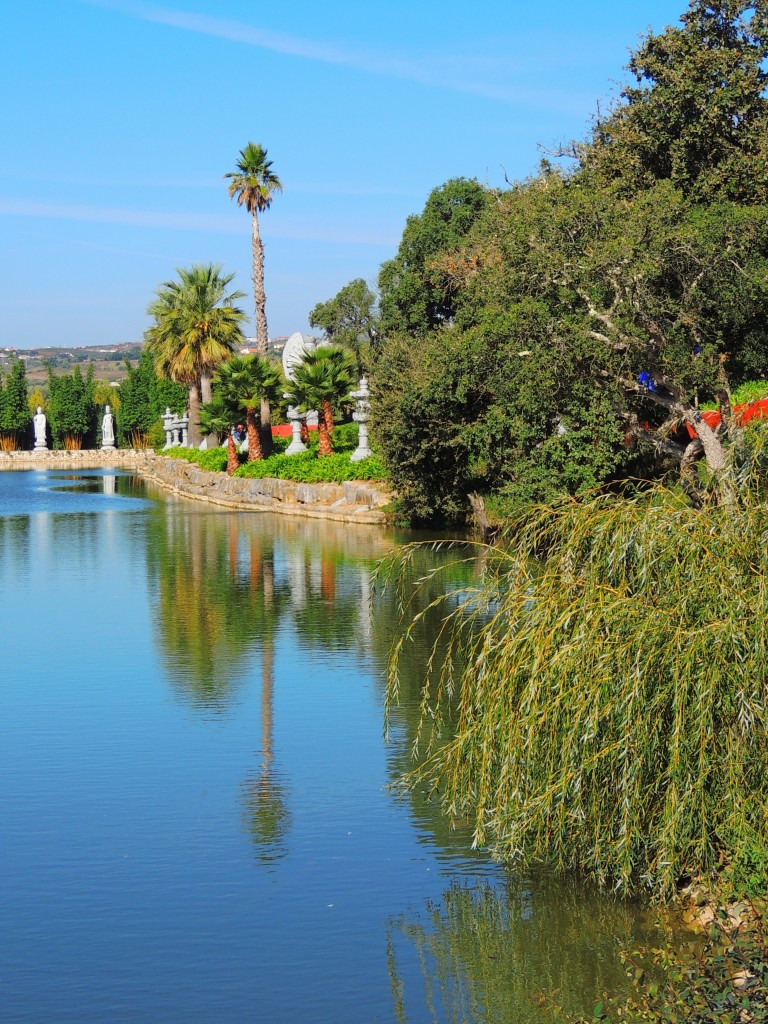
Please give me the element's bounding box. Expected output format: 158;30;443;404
282;332;318;456
101;405;116;451
281;331;317;383
33;407;48;451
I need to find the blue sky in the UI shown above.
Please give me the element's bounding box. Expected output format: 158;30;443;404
1;0;690;349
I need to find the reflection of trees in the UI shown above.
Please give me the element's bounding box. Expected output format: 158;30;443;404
239;539;290;862
0;514;30;579
387;876;667;1024
373;542;485;832
145;503;396;707
143;500;397;860
146;508;262;709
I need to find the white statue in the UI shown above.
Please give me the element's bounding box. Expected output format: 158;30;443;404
101;405;116;450
33;406;47;451
282;331;317;383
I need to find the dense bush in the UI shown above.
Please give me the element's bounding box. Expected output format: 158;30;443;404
234;451;386;483
164;435;387;483
0;361;30;450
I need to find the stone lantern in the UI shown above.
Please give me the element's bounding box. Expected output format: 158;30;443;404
350;377;372;462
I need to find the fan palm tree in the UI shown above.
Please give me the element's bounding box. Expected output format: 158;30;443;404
145;264;246;447
225;143;282;453
286;346;355;456
213;354;284;462
199;393;241;474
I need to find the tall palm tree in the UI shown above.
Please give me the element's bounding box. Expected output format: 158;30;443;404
225;142;282;453
286;346;355;456
145;264;246;447
213;354;284;462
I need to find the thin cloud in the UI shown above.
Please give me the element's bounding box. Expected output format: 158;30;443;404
77;0;583;108
0;198;396;246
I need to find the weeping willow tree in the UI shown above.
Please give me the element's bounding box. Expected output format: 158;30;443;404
379;432;768;900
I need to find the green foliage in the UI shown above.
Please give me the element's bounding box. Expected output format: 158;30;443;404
0;360;29;449
309;277;378;376
583;0;768;204
166;447;229;472
117;350;156;446
212;354;284;461
380;439;768;901
378;178;491;338
563;916;768;1023
702;377;768;411
153;375;187;419
144;264;246;387
286;346;356;456
165;440;386;482
46;363;96;449
234;451;386;483
370;1;768;523
147;418;167;451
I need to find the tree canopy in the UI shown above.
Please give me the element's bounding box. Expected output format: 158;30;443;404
370;0;768;523
377;178;490;339
144;263;246;447
309;278;378;377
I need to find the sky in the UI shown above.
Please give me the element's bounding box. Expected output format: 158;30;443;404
1;0;692;349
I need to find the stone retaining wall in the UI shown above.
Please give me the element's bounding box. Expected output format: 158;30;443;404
0;449;393;523
0;449;152;471
140;454;392;524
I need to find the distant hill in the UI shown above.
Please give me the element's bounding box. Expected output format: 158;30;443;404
0;343;143;384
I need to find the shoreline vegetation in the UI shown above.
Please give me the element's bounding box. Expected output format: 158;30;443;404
379;428;768;1021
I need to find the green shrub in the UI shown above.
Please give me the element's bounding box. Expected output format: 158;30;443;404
163;442;387;483
165;447;229;472
234;451;386;483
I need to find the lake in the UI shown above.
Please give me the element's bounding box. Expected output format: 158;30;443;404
0;469;668;1023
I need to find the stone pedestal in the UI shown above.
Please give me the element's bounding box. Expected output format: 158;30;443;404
284;398;307;455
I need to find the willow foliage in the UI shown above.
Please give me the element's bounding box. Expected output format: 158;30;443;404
380;445;768;899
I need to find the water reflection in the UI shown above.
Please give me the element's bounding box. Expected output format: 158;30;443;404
0;473;677;1024
387;875;664;1024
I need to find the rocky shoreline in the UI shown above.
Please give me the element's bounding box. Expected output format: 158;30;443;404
0;449;392;524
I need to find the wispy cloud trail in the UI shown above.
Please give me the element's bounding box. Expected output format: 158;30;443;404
77;0;581;107
0;197;396;246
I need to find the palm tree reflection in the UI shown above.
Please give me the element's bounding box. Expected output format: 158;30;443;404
240;536;290;862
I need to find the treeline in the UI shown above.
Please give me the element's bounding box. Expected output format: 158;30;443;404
347;0;768;524
0;350;186;450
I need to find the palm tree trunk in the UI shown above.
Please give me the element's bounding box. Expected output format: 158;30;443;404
200;372;219;448
188;383;202;447
246;408;263;461
323;399;335;435
251;212;273;456
226;434;239;475
251;212;268;356
317;415;332;456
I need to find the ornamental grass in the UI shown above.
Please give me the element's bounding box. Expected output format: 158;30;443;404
379;439;768;900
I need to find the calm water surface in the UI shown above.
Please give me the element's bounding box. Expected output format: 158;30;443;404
1;470;667;1023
